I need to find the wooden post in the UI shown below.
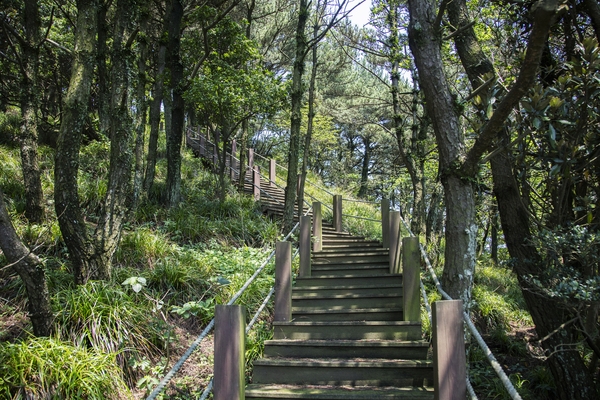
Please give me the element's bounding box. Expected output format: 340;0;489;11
313;202;322;252
333;195;342;232
299;215;311;277
253;166;260;200
248;148;254;171
214;305;246;400
199;135;205;157
230;140;237;180
269;159;276;186
402;237;420;322
389;211;401;274
275;242;292;322
433;300;467;400
381;199;390;248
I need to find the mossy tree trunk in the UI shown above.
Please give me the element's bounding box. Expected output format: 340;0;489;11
55;0;136;283
0;189;52;336
54;0;100;284
17;0;45;223
165;0;184;208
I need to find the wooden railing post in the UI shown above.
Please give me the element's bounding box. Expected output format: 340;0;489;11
269;159;276;186
313;202;322;252
389;211;401;274
199;135;205;157
230;139;237;180
299;215;311;277
333;195;342;232
433;300;467;400
274;241;292;322
402;236;420;322
381;198;390;248
248;148;254;172
214;304;246;400
252;166;260;201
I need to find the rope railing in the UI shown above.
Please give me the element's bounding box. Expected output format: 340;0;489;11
342;197;380;205
198;234;303;400
146;217;301;400
398;215;523;400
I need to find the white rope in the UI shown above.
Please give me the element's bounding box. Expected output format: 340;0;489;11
398;215;522;400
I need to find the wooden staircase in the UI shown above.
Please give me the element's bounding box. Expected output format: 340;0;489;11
243;176;434;399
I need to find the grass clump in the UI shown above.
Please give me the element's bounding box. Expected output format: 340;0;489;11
0;337;131;399
52;281;168;386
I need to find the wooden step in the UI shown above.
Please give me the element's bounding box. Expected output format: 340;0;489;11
291;292;402;310
245;384;434;399
294;274;402;288
311;265;389;277
263;340;429;360
273;321;422;340
291;307;403;322
251;358;433;387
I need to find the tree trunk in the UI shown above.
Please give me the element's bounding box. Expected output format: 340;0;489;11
238;119;248;191
407;0;476;306
18;0;44;223
0;189;52;336
92;0;136;281
54;0;99;284
298;19;319;216
283;0;309;233
144;35;167;195
96;2;110;138
491;143;598;399
357;136;370;198
165;0;184;208
133;12;150;207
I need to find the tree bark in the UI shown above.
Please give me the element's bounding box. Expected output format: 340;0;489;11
54;0;99;284
165;0;185;208
18;0;45;223
0;189;52;337
407;0;476;306
93;0;136;280
133;11;150;208
283;0;309;233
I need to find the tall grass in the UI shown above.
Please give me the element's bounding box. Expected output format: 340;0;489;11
52;281;168;386
0;337;131;399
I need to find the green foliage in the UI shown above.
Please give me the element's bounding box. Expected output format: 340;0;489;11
52;282;168;386
0;109;20;146
527;226;600;303
0;337;131;399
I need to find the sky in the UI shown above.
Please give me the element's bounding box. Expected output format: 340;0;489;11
348;0;372;28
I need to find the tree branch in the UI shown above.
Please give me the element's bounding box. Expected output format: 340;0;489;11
461;0;565;177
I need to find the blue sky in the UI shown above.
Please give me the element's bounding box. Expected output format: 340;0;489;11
349;0;371;27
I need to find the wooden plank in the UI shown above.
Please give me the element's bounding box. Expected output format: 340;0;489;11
299;216;311;277
275;241;292;321
214;305;246;400
402;236;420;322
313;202;322;252
433;300;466;400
